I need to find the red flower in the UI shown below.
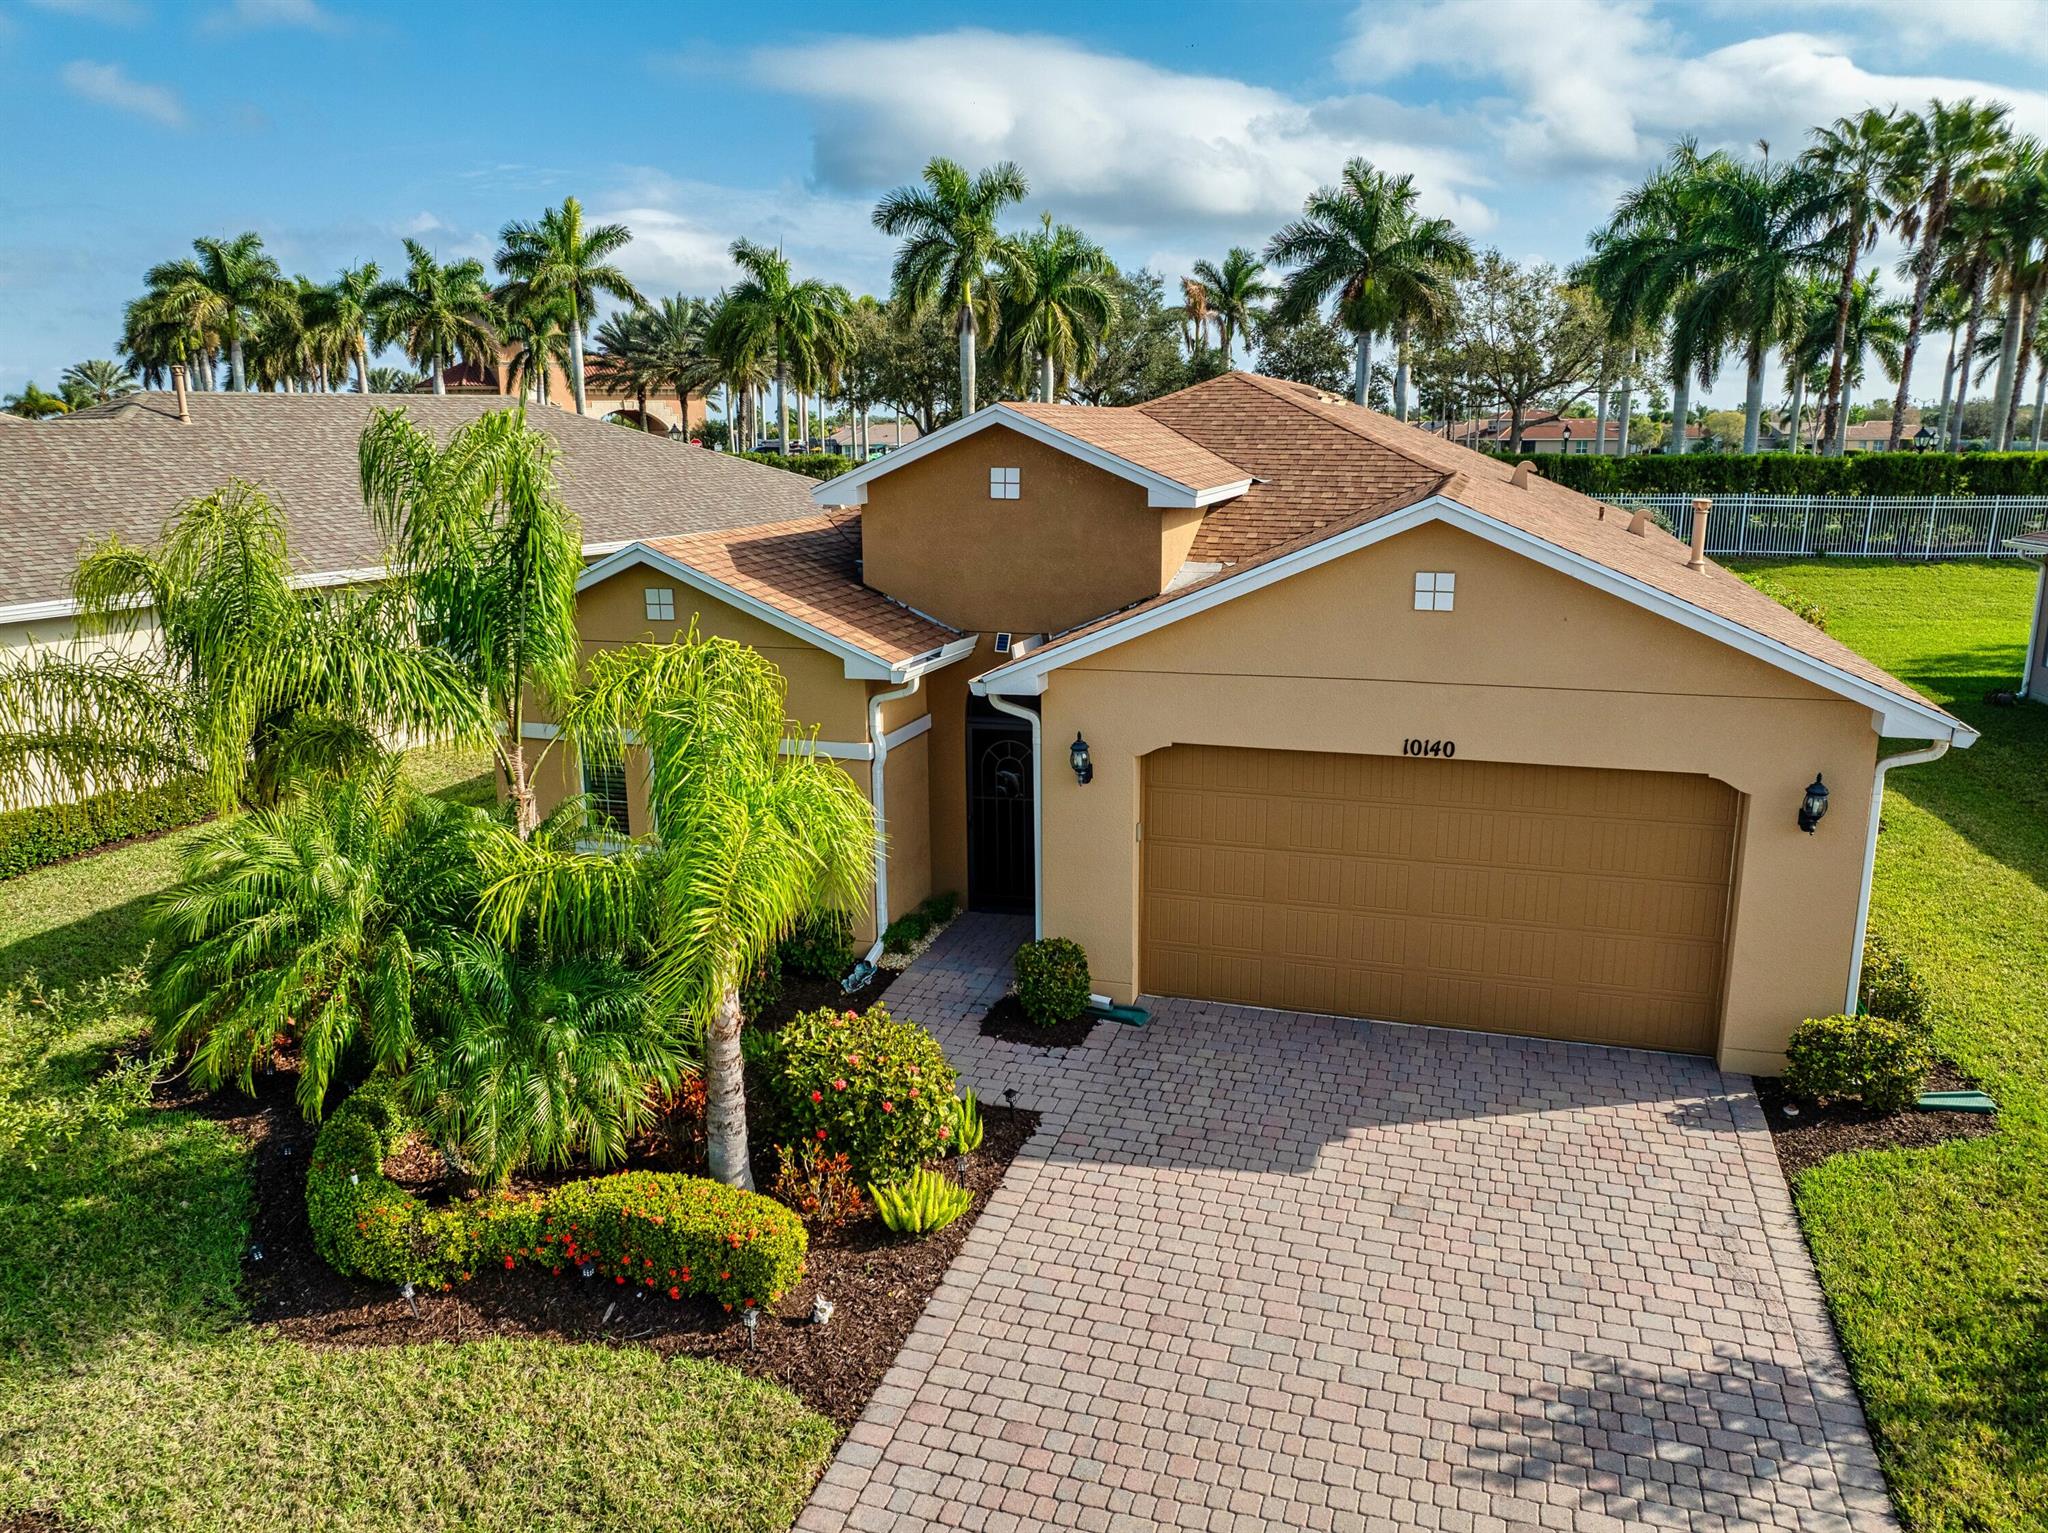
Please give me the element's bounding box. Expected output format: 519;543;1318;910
720;1270;730;1280
504;1256;516;1270
615;1275;626;1285
811;1089;823;1102
816;1128;827;1140
909;1088;920;1099
882;1100;896;1113
832;1078;847;1091
669;1286;680;1300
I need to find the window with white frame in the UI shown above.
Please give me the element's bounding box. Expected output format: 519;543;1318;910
989;466;1021;500
583;756;631;833
644;586;676;621
1413;572;1456;612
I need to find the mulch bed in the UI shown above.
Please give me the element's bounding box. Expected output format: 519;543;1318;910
149;1045;1036;1430
749;965;896;1031
1756;1058;1999;1180
979;993;1098;1048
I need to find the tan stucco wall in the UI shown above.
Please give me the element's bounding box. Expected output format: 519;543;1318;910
859;425;1197;634
1036;521;1882;1074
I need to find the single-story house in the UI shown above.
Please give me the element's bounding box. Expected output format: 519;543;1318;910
2004;528;2048;698
539;371;1975;1073
0;390;817;657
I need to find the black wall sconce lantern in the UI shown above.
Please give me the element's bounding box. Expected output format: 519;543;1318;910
1798;773;1830;833
1070;732;1093;785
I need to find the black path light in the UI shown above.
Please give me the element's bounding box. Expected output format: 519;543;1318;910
1798;773;1831;833
1069;732;1093;785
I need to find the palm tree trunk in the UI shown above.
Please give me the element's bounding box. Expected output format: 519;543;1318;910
1890;200;1944;450
704;978;753;1190
1616;366;1634;457
1957;271;1989;447
1593;375;1610;457
1393;319;1411;422
569;296;588;415
228;336;246;392
432;348;447;396
1935;331;1957;448
1821;245;1859;456
1787;370;1806;455
1669;366;1691;456
777;357;791;450
1742;345;1766;455
2031;359;2046;450
958;306;977;416
2008;289;2040;448
1040;352;1054;403
1992;285;2025;451
355;337;371;393
1352;330;1372;409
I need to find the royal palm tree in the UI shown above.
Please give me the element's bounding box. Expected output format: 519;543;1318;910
366;365;424;394
873;157;1030;416
59;359;138;408
1190;248;1273;370
247;276;323;392
1886;97;2014;447
1803;107;1907;453
1000;216;1119;401
494;196;644;416
370;240;501;394
150;759;497;1117
320;262;382;393
358;406;585;839
1673;156;1832;453
635;294;717;430
586;309;656;421
121;286;212;391
5;382;71;418
0;481;481;813
502;292;574;406
708;241;852;450
1982;139;2048;449
482;632;875;1190
1266;158;1472;409
143;232;285;392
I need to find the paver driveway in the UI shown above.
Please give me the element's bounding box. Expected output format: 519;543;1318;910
799;916;1895;1532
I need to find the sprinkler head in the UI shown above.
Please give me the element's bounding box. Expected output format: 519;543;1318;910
811;1295;835;1326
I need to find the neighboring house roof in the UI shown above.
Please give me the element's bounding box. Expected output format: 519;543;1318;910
921;372;1966;741
1000;401;1252;495
1842;419;1917;442
581;515;971;681
2;392;820;617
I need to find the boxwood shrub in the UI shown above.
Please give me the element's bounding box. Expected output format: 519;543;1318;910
1782;1013;1931;1114
0;775;211;880
1856;930;1931;1030
307;1081;806;1303
1014;938;1090;1027
779;910;855;980
765;1003;957;1181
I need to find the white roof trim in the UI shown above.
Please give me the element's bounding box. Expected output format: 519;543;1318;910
808;403;1252;510
576;542;975;682
973;493;1975;745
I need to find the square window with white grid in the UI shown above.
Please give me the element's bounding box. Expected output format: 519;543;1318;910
1413;572;1456;612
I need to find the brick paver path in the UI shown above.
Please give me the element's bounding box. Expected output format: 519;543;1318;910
800;914;1896;1532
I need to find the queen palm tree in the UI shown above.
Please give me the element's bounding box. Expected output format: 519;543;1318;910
873;157;1030;416
371;240;501;394
1000;216;1119;401
708;241;852;450
1190;248;1273;370
1803;107;1907;453
59;359;138;408
3;383;69;418
1788;275;1909;450
0;481;481;813
1672;157;1832;454
481;631;875;1190
143;232;285;392
1982;139;2048;449
358;406;585;839
1266;159;1471;409
1886;97;2014;447
493;197;644;416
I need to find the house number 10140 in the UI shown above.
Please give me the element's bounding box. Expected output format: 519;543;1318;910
1402;738;1456;758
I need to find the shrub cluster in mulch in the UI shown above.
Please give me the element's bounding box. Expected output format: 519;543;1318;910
979;993;1098;1049
153;1050;1036;1429
1757;1058;1998;1180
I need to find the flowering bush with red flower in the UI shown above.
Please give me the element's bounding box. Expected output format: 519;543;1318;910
763;1003;956;1181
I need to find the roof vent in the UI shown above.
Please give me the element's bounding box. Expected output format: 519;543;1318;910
1687;497;1712;570
1510;460;1538;489
1627;508;1652;537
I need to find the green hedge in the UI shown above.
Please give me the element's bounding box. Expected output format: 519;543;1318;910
0;776;212;880
306;1080;807;1303
1523;451;2048;498
737;451;858;481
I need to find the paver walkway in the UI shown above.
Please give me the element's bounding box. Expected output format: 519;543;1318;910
800;914;1896;1532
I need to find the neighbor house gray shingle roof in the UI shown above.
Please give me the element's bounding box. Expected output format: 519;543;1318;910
2;392;819;612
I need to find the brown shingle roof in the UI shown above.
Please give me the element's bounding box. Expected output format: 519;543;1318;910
3;392;819;610
986;372;1957;724
641;515;960;666
1001;401;1248;494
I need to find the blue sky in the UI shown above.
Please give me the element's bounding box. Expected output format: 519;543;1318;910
5;0;2047;403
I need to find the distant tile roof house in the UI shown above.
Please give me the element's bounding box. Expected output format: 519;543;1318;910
549;370;1971;1075
0;392;816;628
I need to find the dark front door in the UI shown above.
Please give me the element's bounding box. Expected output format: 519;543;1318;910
967;706;1034;914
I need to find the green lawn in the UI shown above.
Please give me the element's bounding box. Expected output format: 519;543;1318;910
0;746;836;1533
1728;558;2048;1531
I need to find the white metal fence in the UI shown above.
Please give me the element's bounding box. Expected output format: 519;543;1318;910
1602;494;2048;558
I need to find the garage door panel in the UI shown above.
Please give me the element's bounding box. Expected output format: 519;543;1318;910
1142;747;1735;1054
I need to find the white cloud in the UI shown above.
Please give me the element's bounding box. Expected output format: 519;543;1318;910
1343;0;2048;173
1740;0;2048;67
593;172;891;297
205;0;339;31
747;29;1496;247
59;59;185;127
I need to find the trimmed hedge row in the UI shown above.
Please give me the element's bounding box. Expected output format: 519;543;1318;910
1521;451;2048;498
0;776;212;880
737;450;858;481
306;1080;807;1304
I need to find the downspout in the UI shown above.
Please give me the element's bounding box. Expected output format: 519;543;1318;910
856;671;924;969
1845;738;1952;1013
984;691;1043;940
2023;560;2045;701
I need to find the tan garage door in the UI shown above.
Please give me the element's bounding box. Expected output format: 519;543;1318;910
1141;746;1739;1053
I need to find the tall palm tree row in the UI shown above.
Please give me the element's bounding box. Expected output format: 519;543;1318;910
708;240;852;450
1000;215;1120;401
141;231;285;392
494;196;644;416
369;239;500;393
1801;107;1909;453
